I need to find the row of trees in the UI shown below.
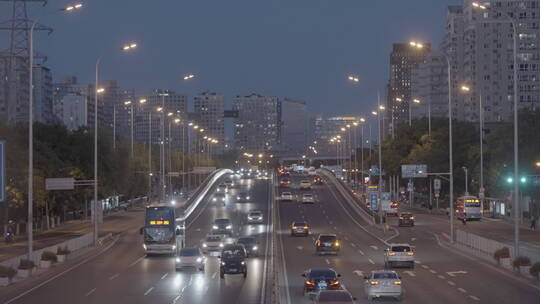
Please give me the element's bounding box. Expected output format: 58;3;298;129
359;108;540;210
0;122;217;228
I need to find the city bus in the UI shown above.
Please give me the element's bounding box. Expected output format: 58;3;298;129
455;196;482;220
141;204;184;255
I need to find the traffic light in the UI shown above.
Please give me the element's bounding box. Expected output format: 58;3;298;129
505;176;527;184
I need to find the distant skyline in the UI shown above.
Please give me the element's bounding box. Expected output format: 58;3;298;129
1;0;459;116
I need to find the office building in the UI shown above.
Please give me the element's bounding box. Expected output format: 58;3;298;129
233;93;280;152
53;76;92;130
193;92;225;155
281;98;309;156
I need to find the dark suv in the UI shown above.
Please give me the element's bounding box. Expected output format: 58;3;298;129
315;234;340;255
212;218;233;236
398;212;415;227
219;244;248;278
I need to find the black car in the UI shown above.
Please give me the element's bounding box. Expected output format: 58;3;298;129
212;218;233;236
291;221;310;236
302;268;341;296
219;244;248;278
236;236;259;257
236;191;251;202
399;212;415;227
315;234;340;255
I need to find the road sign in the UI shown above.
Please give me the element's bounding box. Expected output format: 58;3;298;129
479;187;485;199
434;179;441;190
434;191;440;198
192;167;216;174
45;178;75;190
369;192;379;211
407;182;413;192
0;141;4;202
401;164;428;178
167;172;181;177
370;165;386;176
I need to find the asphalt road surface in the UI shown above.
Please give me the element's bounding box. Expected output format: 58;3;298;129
3;175;272;304
275;173;540;304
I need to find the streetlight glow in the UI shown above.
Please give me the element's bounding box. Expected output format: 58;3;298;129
124;100;132;105
156;107;163;112
461;85;471;92
413;98;421;104
96;88;105;93
139;98;147;104
183;74;195;80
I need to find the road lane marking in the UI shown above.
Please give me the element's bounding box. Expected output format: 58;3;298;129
404;271;416;277
421;265;429;269
411;237;416;241
344;236;349;241
446;271;467;277
448;281;456;286
84;288;96;297
415;260;422;264
351;243;356;247
437;275;445;279
469;295;480;301
325;258;330;265
358;249;365;255
368;258;375;264
128;256;145;268
161;273;168;280
212;272;217;279
429;269;437;274
353;270;364;277
457;287;467;293
296;246;303;250
108;273;119;280
144;287;154;296
334;226;338;230
370;245;378;250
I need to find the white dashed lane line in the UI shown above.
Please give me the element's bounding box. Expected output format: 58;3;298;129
437;275;445;279
351;243;356;247
429;269;437;274
108;273;119;280
325;258;330;265
161;273;168;280
84;288;96;297
469;295;480;301
421;265;430;269
457;287;467;293
368;258;375;265
370;245;378;250
448;281;456;286
358;249;365;255
144;287;154;296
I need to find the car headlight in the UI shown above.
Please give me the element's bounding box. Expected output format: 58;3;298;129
213;198;217;201
172;245;176;250
246;196;250;200
212;225;218;229
176;258;181;263
196;257;203;263
237;196;241;200
202;243;207;247
226;225;232;229
241;261;245;265
143;244;147;250
219;243;224;247
221;262;226;266
253;246;258;251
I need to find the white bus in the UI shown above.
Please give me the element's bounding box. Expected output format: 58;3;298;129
455;196;482;220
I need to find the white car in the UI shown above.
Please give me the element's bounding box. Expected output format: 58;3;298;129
364;270;403;301
176;247;206;271
247;210;263;224
202;235;224;253
281;192;294;201
384;243;415;268
302;193;315;204
300;180;312;190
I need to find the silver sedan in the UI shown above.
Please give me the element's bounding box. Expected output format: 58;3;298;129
364;270;403;301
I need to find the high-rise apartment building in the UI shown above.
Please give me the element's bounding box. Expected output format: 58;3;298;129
193;92;225;155
32;65;53;123
53;76;92;130
233;93;280;152
313;116;361;158
281;98;309;156
386;42;431;131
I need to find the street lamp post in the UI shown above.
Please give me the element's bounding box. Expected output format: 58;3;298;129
463;167;469;195
27;2;83;260
123;100;134;157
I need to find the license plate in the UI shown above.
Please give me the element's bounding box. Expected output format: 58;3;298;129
324;243;331;246
229;268;237;272
318;282;327;289
296;229;303;232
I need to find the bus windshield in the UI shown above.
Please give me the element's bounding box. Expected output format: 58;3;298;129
145;206;175;226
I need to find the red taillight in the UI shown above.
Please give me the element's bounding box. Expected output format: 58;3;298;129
330;280;340;286
305;280;315;286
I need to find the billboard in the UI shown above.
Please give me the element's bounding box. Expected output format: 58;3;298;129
401;164;428;178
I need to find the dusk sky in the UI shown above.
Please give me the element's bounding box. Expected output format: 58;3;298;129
3;0;459;116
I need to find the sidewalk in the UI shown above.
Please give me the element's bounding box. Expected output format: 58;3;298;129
0;207;144;263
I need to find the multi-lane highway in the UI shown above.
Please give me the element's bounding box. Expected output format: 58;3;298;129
2;175;272;304
275;172;540;304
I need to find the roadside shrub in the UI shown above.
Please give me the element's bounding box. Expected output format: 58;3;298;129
18;259;35;270
0;266;17;279
530;262;540;279
493;247;510;261
57;246;71;255
41;251;58;262
512;256;531;268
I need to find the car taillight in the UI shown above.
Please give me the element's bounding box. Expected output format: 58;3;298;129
329;280;340;285
292;226;297;229
410;217;414;220
407;252;414;256
388;252;396;256
393;281;402;285
399;217;404;219
370;281;380;285
305;280;315;285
